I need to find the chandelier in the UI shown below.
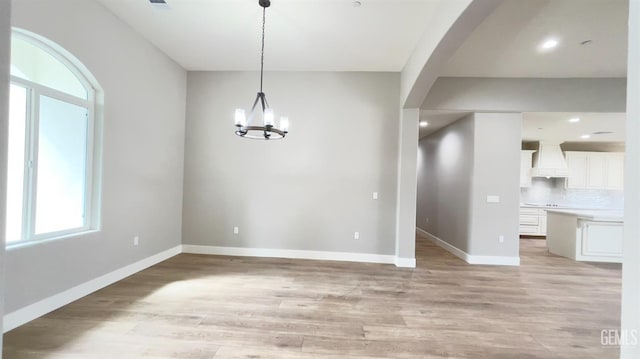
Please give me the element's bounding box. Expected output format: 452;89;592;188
234;0;289;140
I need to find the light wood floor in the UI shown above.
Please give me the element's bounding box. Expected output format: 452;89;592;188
3;237;622;358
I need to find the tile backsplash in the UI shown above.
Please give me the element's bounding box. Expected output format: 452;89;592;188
520;178;624;209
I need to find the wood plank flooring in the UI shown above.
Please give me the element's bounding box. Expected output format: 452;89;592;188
3;237;622;358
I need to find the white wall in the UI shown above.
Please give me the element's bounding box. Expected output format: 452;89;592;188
6;0;187;313
622;0;640;357
416;113;520;261
183;71;400;257
0;0;11;350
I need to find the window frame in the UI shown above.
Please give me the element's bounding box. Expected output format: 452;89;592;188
7;29;101;248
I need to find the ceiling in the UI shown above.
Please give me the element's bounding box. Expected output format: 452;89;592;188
442;0;629;78
95;0;441;71
522;112;626;142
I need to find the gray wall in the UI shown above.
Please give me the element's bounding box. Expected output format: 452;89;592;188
469;113;520;257
395;109;419;262
423;77;627;112
183;71;400;255
417;115;474;252
417;113;520;258
0;0;11;349
559;141;625;152
401;0;501;108
6;0;187;313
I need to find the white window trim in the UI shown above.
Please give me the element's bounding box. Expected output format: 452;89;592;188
6;29;102;249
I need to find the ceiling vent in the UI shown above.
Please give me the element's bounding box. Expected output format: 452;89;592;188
149;0;170;9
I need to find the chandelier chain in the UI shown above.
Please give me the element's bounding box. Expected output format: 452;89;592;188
260;6;266;93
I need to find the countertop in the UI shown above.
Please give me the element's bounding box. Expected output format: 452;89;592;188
545;209;624;222
520;203;604;210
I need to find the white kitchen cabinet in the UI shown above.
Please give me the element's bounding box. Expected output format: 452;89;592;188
564;151;624;190
520;150;535;187
546;210;623;263
605;153;625;189
565;152;588;188
519;207;547;236
587;154;607;188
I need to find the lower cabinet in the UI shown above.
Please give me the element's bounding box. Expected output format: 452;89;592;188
576;221;623;262
519;207;547;236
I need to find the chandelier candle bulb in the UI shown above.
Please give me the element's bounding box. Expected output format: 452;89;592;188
280;117;289;132
235;109;246;127
264;108;275;126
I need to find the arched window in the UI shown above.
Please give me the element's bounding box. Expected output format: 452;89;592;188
6;29;102;246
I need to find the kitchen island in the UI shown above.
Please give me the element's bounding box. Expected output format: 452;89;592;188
546;209;623;263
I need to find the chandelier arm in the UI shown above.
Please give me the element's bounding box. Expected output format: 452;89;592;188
250;92;261;112
259;92;267;112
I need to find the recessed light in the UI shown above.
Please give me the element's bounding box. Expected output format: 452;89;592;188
419;121;428;128
568;117;580;123
539;38;559;51
353;1;362;7
581;134;591;139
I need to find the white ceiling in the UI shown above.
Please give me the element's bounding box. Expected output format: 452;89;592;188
95;0;441;71
442;0;629;78
522;112;626;142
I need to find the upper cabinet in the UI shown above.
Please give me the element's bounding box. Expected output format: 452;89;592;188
520;150;536;187
565;151;624;190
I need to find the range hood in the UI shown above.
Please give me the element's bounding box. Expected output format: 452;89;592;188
530;141;569;178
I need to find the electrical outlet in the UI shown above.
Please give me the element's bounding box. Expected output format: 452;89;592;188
372;192;378;200
425;217;429;223
133;236;139;246
233;227;239;235
354;232;360;240
499;235;504;243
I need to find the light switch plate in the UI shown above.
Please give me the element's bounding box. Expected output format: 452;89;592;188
487;195;500;203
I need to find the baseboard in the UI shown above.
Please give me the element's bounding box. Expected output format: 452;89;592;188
466;255;520;266
417;227;520;266
182;244;399;266
3;245;182;333
394;257;417;268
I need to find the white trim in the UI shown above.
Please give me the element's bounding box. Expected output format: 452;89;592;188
395;257;417;268
417;227;520;266
466;255;520;266
3;245;181;333
182;245;397;265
